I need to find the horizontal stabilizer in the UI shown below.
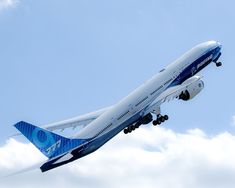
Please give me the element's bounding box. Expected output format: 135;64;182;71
14;121;87;159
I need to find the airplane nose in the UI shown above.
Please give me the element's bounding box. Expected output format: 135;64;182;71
216;41;222;49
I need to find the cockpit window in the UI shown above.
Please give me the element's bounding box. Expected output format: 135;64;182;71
159;69;165;73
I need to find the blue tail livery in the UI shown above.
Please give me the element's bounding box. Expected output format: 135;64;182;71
14;121;86;159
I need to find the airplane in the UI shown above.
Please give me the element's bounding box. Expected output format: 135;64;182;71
14;40;222;172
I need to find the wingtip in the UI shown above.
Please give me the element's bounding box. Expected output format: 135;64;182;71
14;121;31;129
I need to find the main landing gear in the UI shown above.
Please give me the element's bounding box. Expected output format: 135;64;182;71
152;114;169;126
124;114;153;134
124;121;141;134
123;113;169;134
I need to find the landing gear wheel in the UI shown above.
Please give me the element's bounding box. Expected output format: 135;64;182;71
153;120;158;126
135;124;140;129
164;115;169;121
216;62;222;67
157;119;161;125
153;114;169;126
124;129;128;134
131;125;135;131
160;116;165;123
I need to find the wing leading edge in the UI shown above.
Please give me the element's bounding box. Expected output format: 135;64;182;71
144;76;203;116
11;106;112;138
44;106;112;132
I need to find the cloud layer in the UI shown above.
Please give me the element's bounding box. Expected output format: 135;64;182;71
0;0;19;11
1;127;235;188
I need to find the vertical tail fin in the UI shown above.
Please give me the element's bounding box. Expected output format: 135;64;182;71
14;121;86;159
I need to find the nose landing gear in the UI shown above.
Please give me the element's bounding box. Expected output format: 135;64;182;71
213;52;222;67
215;62;222;67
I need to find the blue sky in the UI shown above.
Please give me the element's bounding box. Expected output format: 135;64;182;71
0;0;234;143
1;1;235;187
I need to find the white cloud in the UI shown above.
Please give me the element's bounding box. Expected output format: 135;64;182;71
1;127;235;188
0;0;19;11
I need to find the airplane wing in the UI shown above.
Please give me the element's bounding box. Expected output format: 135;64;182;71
144;76;203;115
11;106;112;137
43;106;112;131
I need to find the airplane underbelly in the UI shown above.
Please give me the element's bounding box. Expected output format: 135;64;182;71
83;112;141;154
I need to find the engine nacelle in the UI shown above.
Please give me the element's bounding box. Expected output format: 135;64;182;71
179;76;204;101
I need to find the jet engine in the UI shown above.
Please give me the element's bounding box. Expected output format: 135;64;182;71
179;76;204;101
